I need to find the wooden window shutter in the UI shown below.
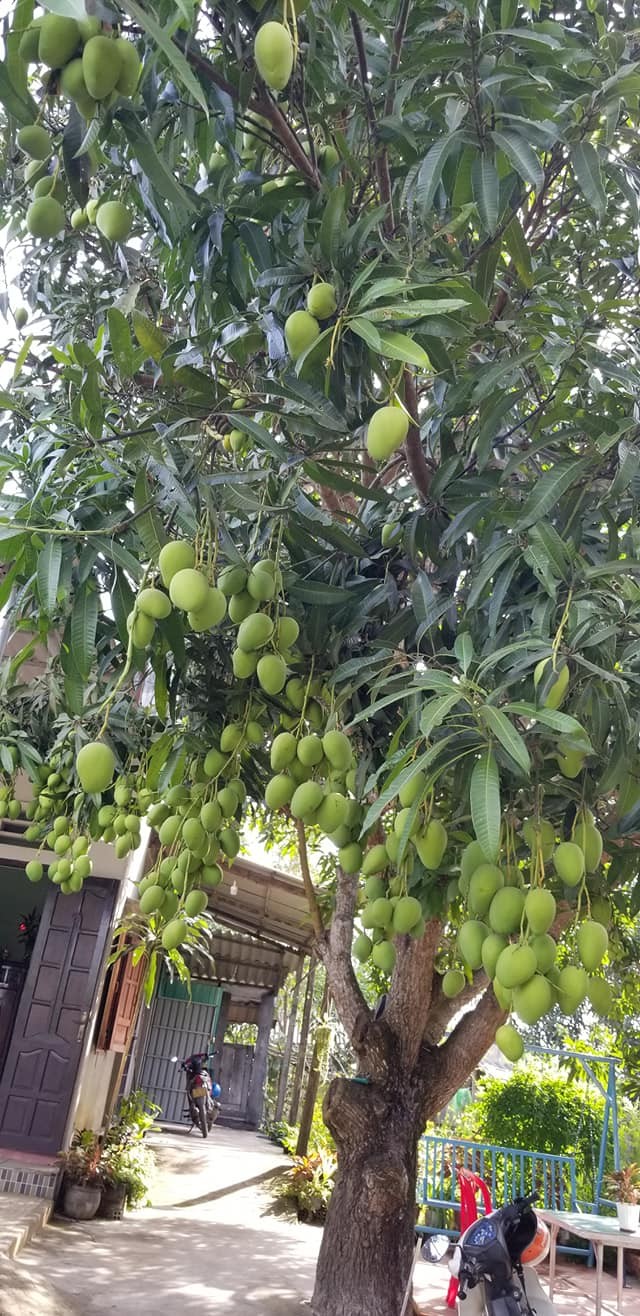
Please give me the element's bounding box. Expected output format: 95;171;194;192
96;940;145;1053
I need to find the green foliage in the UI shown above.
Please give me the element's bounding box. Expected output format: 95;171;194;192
276;1150;337;1223
100;1090;159;1208
463;1070;608;1202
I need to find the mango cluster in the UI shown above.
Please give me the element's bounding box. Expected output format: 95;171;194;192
284;282;338;362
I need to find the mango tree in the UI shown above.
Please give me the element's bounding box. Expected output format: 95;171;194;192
2;1;640;1312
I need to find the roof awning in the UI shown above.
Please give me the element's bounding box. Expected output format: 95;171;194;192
209;855;314;954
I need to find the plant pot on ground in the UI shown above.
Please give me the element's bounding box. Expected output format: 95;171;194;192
58;1130;102;1221
605;1165;640;1233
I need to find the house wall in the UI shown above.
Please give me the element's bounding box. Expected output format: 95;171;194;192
73;1050;121;1131
0;865;49;961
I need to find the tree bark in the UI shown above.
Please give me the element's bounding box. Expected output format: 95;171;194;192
289;952;316;1125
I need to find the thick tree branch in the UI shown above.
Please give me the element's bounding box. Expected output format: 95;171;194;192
424;969;490;1045
173;30;321;189
426;987;506;1114
403;369;432;502
295;818;326;943
319;864;371;1043
385;918;441;1067
349;11;394;236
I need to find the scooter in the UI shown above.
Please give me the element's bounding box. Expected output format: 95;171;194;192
171;1051;222;1138
414;1197;557;1316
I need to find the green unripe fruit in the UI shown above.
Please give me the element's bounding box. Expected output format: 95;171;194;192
137;587;172;620
217;786;239;819
577;919;609;971
115;37;141;96
481;932;508;979
161;918;188;951
524;887;556;935
86;198;101;223
140;884;166;915
297;734;323;767
130;611;154;648
513;974;554;1026
363;875;386;901
489;887;524;936
200;800;223;832
587;976;613;1015
14;307;28;329
82;34;122;100
590;896;611;928
307;283;337;320
415;819;448;870
554;841;585;887
534;658;570;710
353;932;372;963
159;540;195;587
237;613;274;651
254;21;294;91
319;143;339;170
399;771;427;809
71;207;88;230
460;841;486;883
26;197;65;239
368;897;393;928
33;175;65;204
53;816;68;837
183;817;206;853
168;568;209;614
74;855;92;880
220;724;244;754
316;793;349;834
265;774;295;809
495;943;537;989
257;653;287;695
115;835;132;859
39;15;80;69
392;895;422;934
468;864;504;916
362;845;388;877
76;742;115;794
574;817;603;872
204;748;226;778
366;406;409;462
291;781;324;821
219;827;240;859
531;934;557;974
275;616;299;650
285;677;306;710
188;586;226;631
522;818;555;862
60;58;88;102
457;920;489;971
54;834;72;855
57;859;72;879
26;860;44;882
79;17;102;43
307;700;324;729
201;864;223;889
372;940;396;974
558;748;584;778
18;125;51;161
393;807;419;839
271;733;298;770
247;568;276;602
161;891;179;919
96;199;132;243
218;565;247;596
19;20;43;63
285;309;320;361
228;592;258;623
185;889;208;917
557;964;588;1014
339;842;363;874
381;521;402;549
495;1024;524;1063
25;159;50;187
322;730;352;771
159;815;181;847
232;648;258;678
493;980;512;1010
443;969;466;999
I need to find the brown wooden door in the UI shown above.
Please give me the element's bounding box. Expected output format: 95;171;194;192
219;1043;254;1120
0;878;116;1154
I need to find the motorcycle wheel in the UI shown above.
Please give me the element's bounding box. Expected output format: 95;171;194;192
195;1095;208;1139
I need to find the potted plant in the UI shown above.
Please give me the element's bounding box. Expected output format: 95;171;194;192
605;1165;640;1232
97;1090;158;1219
58;1130;102;1220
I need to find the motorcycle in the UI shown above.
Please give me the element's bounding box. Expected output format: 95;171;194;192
451;1196;555;1315
415;1197;556;1316
171;1050;222;1138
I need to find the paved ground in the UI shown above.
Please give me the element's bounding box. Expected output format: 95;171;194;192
12;1126;640;1314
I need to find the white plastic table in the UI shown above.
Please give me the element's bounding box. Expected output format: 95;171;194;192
537;1208;640;1316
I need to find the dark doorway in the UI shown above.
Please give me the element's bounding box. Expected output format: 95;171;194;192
0;878;116;1154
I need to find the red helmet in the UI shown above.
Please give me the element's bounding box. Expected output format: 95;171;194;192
521;1218;550;1268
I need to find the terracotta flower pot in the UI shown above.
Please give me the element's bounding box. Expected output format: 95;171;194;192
61;1181;102;1221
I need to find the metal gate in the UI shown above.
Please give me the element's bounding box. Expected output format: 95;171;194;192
219;1043;255;1120
137;977;223;1124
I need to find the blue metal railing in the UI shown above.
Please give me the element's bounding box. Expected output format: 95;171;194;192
418;1134;578;1216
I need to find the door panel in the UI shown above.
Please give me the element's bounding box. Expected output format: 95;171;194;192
0;878;116;1154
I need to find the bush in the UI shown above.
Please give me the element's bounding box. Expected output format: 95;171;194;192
276;1150;337;1223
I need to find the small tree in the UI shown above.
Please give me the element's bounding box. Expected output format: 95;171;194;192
2;2;640;1312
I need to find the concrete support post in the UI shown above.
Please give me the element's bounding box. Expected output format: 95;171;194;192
246;991;275;1128
274;956;304;1121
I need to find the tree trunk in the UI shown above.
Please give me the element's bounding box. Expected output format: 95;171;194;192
311;1074;420;1316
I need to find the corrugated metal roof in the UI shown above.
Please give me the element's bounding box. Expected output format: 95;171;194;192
209;855;314;953
188;930;298;996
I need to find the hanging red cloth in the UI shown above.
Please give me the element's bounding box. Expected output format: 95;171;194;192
446;1168;493;1309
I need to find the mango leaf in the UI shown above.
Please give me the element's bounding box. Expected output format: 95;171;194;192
0;57;38;124
377;331;430;369
41;0;85;14
360;738;456;834
364;298;467;322
70;581;99;679
503;216;533;288
472;155;500;234
132;311;171;370
454;632;474;675
37;538;62;614
61;104;91;207
115;106;197;232
492;130;544;192
119;0;209;114
479;705;531;775
571;142;606;219
108;308;144;379
470;748;501;860
420;692;462;738
319;185;347;265
503;703;592;749
515;459;589;529
348;317;383;351
415;133;461;213
7;0;33;101
134;469;166;561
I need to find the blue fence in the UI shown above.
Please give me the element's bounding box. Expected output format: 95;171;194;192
418;1134;578;1218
